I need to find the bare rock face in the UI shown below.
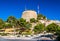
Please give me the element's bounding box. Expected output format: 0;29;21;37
22;10;37;22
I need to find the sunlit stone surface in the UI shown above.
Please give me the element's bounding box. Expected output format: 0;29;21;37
22;10;37;22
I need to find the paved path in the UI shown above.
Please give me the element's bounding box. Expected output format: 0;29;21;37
0;38;54;41
0;39;54;41
0;35;54;41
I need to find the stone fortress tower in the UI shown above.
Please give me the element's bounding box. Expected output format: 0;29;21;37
22;10;37;22
21;5;40;22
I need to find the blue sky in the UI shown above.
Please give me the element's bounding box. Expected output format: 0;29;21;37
0;0;60;21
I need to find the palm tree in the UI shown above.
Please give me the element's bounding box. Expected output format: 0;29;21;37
7;16;17;35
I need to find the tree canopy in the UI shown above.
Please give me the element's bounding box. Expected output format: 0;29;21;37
46;23;59;33
30;18;36;23
37;14;46;20
34;23;45;34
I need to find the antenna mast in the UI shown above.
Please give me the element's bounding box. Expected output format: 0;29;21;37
37;5;40;14
25;5;27;11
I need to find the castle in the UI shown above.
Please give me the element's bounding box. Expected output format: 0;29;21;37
22;10;37;22
21;5;60;26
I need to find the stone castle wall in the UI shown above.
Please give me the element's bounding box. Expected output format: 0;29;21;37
22;10;37;22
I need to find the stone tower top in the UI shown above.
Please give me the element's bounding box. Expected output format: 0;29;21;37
22;10;37;22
